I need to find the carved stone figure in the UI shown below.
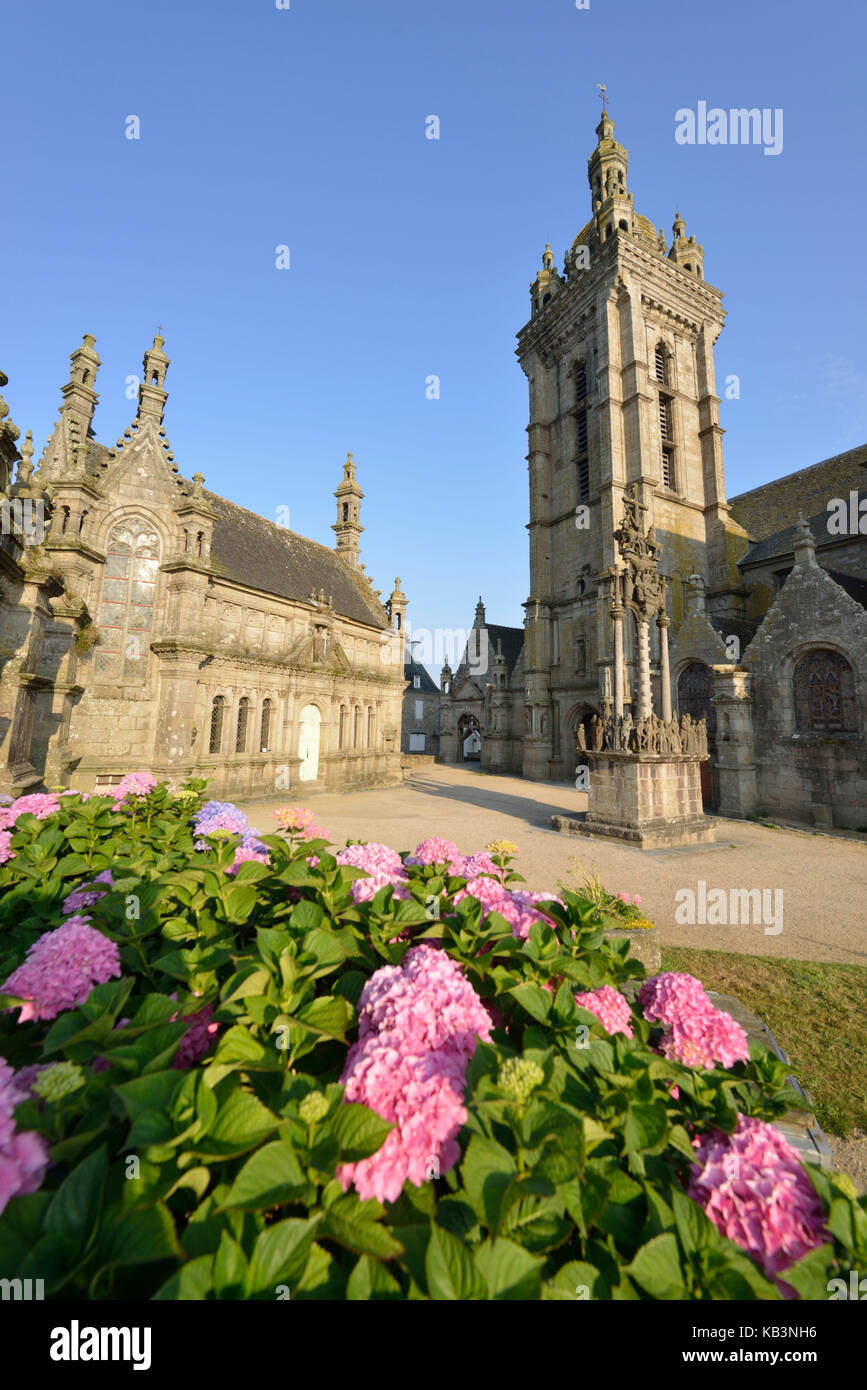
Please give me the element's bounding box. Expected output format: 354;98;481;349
591;714;604;751
576;722;587;751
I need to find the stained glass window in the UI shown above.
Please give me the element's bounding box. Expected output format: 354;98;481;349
95;518;159;680
793;650;856;732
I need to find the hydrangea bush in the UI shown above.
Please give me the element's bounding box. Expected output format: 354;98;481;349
0;780;864;1301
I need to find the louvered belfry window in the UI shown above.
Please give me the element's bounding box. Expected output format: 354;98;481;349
655;344;668;385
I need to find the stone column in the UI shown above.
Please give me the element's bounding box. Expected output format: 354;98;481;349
711;667;757;818
635;619;652;720
612;606;624;718
657;614;672;720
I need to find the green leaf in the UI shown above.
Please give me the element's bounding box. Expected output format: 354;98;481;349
245;1217;320;1297
782;1243;836;1300
45;1144;108;1249
221;1142;311;1210
321;1194;405;1259
291;900;324;931
330;1103;394;1163
95;1202;182;1274
196;1087;281;1159
474;1237;544;1299
425;1224;487;1300
461;1133;517;1230
0;1191;52;1271
625;1233;686;1299
543;1259;606;1301
153;1254;214;1300
293;994;349;1040
114;1070;185;1123
508;982;552;1023
223;883;258;924
213;1230;248;1299
346;1254;404;1300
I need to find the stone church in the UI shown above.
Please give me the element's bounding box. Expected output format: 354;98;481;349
439;111;867;830
0;341;408;799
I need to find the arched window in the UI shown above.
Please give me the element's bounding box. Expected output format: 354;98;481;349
353;706;361;748
395;613;402;631
618;219;628;231
260;698;273;752
209;696;225;754
366;707;374;746
95;516;160;680
678;662;716;736
339;705;348;750
654;343;669;385
236;697;249;752
342;502;349;521
793;650;857;732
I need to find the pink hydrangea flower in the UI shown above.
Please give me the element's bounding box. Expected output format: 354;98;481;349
171;1003;220;1069
336;842;410;903
0;1059;51;1214
452;877;562;941
638;972;749;1069
574;985;634;1038
0;793;61;830
2;917;121;1022
688;1114;828;1293
0;830;14;865
109;773;158;807
62;869;114;916
633;895;642;906
273;806;330;841
338;945;492;1203
227;844;270;875
405;837;461;866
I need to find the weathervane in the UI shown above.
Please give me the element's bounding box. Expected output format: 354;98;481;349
596;82;608;113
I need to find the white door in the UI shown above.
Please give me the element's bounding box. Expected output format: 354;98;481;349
298;704;321;782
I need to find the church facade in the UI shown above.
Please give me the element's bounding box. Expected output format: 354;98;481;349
0;340;407;799
438;112;867;830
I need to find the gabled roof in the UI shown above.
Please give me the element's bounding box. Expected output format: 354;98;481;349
729;444;867;541
404;655;439;693
204;491;390;629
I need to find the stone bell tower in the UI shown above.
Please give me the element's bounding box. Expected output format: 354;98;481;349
516;107;744;782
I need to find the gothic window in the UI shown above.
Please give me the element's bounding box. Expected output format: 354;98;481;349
209;696;225;754
367;707;374;746
618;219;628;231
654;343;669;385
260;698;273;753
576;411;588;453
342;502;349;521
95;517;160;681
236;697;249;752
793;650;857;732
574;361;587;401
354;706;362;748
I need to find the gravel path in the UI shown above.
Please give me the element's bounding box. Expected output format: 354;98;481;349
239;765;867;964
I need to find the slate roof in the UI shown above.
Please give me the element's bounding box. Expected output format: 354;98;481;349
739;498;866;567
404;655;439;693
485;623;524;677
728;444;867;541
204;491;390;629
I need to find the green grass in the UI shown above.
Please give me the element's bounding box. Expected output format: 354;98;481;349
660;947;867;1139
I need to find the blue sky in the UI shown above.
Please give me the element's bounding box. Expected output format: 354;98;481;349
3;0;865;668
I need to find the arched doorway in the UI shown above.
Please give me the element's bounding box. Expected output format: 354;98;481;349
677;663;715;808
458;712;481;762
567;703;598;782
298;704;321;782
